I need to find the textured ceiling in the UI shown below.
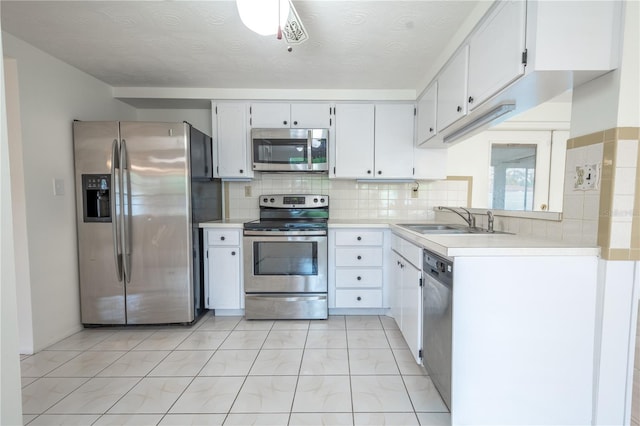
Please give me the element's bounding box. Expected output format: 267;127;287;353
1;1;479;90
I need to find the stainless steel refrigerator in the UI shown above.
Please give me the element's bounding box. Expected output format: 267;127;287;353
73;121;222;325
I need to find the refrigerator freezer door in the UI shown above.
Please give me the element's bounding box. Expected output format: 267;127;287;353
120;122;194;324
73;121;126;325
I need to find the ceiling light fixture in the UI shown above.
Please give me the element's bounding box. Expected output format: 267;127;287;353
236;0;290;37
236;0;308;49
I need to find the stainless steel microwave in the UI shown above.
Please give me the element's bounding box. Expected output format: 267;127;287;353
252;128;329;172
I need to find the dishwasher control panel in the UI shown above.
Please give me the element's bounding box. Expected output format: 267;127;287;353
423;250;453;286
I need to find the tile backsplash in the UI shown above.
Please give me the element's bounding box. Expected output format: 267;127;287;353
225;174;469;220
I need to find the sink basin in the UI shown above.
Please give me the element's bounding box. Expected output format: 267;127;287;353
397;223;512;235
398;224;470;234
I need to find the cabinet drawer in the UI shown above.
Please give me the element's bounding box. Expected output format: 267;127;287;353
391;234;422;268
207;229;240;246
335;289;382;308
335;269;382;288
335;248;383;267
335;230;383;246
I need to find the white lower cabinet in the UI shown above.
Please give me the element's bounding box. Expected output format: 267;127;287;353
205;227;243;311
329;228;387;310
391;234;423;363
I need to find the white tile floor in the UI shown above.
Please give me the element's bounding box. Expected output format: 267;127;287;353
20;314;450;426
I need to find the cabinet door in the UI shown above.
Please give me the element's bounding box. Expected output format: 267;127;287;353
467;0;526;110
417;82;438;144
413;148;447;180
208;247;241;309
291;103;332;128
251;103;290;128
374;104;415;179
401;262;422;363
334;104;375;178
390;252;403;325
437;45;469;132
215;102;251;178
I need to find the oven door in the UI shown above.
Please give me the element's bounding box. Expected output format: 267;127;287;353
243;232;328;293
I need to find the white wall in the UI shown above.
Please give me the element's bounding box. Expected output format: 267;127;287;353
571;1;639;136
2;32;137;352
136;108;212;136
1;28;23;426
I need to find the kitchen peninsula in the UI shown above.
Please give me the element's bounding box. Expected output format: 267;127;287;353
202;218;599;425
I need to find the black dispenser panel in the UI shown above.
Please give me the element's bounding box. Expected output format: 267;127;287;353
82;174;111;222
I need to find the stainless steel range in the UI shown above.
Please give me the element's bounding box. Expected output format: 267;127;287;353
243;194;329;320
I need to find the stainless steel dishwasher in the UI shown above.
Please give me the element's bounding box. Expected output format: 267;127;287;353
422;249;453;410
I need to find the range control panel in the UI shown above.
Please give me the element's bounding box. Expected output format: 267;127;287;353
259;194;328;209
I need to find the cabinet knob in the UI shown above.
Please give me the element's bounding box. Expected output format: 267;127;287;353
367;170;372;174
231;251;236;256
468;96;474;104
293;121;298;126
357;236;362;241
456;106;462;113
377;170;382;175
283;120;288;125
357;255;362;260
357;276;362;281
239;169;244;174
356;296;362;301
429;127;434;133
220;236;225;241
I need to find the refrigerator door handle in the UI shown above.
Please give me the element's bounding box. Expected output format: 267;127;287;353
121;139;133;283
111;139;123;282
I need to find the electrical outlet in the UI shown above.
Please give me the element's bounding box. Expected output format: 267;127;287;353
244;185;252;197
574;163;601;191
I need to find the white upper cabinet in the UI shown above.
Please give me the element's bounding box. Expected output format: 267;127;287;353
250;103;290;128
250;102;331;128
374;104;415;179
290;103;332;128
417;81;437;145
213;101;252;179
334;104;375;178
334;103;416;180
467;0;526;111
436;45;469;132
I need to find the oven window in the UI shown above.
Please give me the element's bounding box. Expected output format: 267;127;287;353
253;139;308;165
253;241;318;275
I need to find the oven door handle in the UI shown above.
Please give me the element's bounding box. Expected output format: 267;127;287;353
249;295;326;302
307;129;313;170
243;230;327;237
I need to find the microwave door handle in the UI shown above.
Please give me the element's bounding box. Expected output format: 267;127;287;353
307;129;313;170
111;139;123;282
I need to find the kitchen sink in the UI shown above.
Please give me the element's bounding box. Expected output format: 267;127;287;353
397;223;512;235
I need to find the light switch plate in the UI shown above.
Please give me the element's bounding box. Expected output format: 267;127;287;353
53;178;65;196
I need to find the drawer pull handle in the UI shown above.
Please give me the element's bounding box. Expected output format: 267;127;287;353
220;236;225;241
357;276;362;281
357;255;362;260
357;296;362;301
231;251;236;256
357;236;362;241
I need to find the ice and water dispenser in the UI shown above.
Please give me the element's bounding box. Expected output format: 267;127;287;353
82;174;111;222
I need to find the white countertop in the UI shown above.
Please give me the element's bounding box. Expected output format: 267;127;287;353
389;224;599;257
200;219;600;257
199;219;250;228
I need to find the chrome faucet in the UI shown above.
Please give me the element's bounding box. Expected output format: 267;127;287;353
486;210;495;233
436;206;476;228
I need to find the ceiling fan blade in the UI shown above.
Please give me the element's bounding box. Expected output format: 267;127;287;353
283;0;308;45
